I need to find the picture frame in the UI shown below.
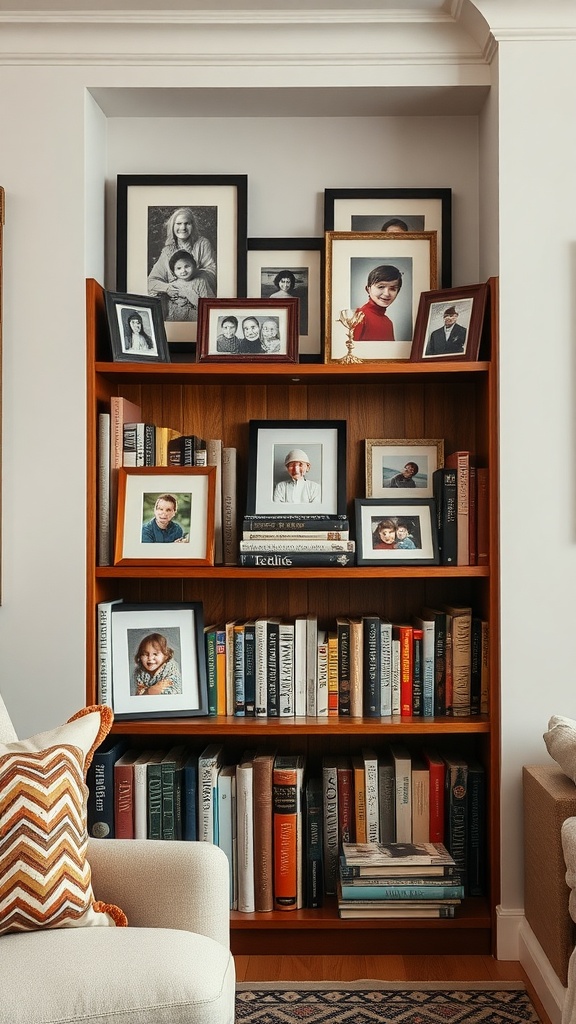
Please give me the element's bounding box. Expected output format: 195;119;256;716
410;283;489;363
114;467;216;566
104;290;170;363
246;237;323;360
355;498;439;566
110;602;208;720
365;438;444;499
324;187;451;288
325;231;438;363
246;419;347;517
116;174;248;352
196;297;299;364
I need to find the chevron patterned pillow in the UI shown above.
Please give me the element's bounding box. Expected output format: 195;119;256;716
0;705;127;934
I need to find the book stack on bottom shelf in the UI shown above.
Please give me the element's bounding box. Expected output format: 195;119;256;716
337;841;462;919
239;515;354;567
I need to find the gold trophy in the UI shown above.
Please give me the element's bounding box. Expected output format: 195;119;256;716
337;308;365;364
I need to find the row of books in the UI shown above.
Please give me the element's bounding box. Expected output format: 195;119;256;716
97;395;237;566
434;453;489;568
239;514;355;567
86;739;485;912
337;841;462;920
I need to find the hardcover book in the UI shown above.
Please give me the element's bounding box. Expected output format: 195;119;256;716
252;750;276;913
236;750;256;913
217;763;237;910
341;841;456;868
466;758;486;896
432;467;458;566
97;598;123;706
362;614;381;718
390;742;412;843
305;776;324;908
378;749;396;843
336;617;351;717
422;747;446;844
273;754;305;910
444;605;472;717
239;551;354;567
198;743;224;844
445;450;470;565
411;758;430;844
362;747;379;844
222;446;238;566
351;754;367;844
443;752;468;884
113;749;139;840
420;607;447;716
87;735;129;839
322;757;339;894
182;753;198;842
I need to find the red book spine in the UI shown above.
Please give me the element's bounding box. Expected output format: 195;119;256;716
399;625;413;716
337;761;354;843
114;760;134;840
273;762;298;910
423;749;445;843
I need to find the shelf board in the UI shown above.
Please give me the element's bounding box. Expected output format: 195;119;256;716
97;565;489;580
110;715;490;737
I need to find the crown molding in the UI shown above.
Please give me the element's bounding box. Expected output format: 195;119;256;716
0;50;489;66
0;8;455;26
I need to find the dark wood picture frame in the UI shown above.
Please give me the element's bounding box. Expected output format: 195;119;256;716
410;283;489;363
104;290;170;363
355;497;439;566
196;297;299;363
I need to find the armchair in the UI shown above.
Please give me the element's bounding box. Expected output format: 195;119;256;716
0;694;236;1024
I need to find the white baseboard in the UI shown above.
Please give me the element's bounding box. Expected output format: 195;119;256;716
496;908;566;1024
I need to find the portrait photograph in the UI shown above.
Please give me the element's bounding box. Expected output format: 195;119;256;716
196;297;298;363
325;231;438;362
114;466;216;566
355;498;439;566
116;174;248;350
247;238;323;359
104;290;170;363
411;283;489;363
324;187;452;287
365;438;444;499
109;602;208;720
246;419;347;517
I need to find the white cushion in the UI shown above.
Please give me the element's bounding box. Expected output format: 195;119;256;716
544;715;576;784
0;926;235;1024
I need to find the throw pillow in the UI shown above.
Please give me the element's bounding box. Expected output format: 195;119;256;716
543;714;576;784
0;704;127;935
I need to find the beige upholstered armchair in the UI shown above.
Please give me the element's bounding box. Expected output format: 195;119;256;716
0;694;236;1024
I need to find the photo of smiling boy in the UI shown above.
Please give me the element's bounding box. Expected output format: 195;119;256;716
353;264;402;342
141;492;189;543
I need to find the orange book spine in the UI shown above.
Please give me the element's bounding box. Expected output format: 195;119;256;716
352;755;367;843
215;630;226;716
273;761;298;910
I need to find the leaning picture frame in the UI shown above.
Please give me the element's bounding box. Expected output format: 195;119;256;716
365;438;444;499
116;174;248;352
246;419;347;517
325;231;438;363
246;237;323;360
104;290;170;363
324;187;451;288
110;602;208;720
114;467;216;566
196;297;299;363
355;498;439;566
410;282;489;363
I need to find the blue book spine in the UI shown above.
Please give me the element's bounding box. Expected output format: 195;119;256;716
244;622;256;717
87;737;128;839
233;625;245;716
182;757;198;841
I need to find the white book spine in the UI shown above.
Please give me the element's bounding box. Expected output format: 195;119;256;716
217;769;237;910
306;615;318;716
391;638;401;715
380;621;392;716
294;617;307;717
236;762;255;913
239;539;355;552
363;749;380;844
198;750;222;843
133;760;149;840
278;622;295;716
391;744;412;843
255;619;268;718
316;632;329;717
97;599;122;706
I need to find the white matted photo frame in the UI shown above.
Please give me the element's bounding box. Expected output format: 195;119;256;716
355;498;439;566
365;438;444;499
116;174;248;351
325;231;438;363
114;467;216;566
246;238;323;360
196;297;299;363
410;282;489;363
246;419;347;517
110;602;208;720
104;290;170;363
324;187;451;288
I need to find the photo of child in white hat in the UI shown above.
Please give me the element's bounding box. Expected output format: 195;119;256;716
273;447;321;503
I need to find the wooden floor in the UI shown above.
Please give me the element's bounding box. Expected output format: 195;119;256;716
234;955;550;1024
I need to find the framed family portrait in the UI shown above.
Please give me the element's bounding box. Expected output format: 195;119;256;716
116;174;248;351
104;290;170;363
365;438;444;499
114;467;216;566
196;297;299;363
110;602;208;720
325;231;438;362
324;187;452;288
411;282;489;363
246;419;347;517
355;498;439;567
246;237;323;360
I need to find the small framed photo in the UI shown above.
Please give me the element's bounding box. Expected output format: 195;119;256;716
325;231;438;363
246;238;323;360
110;602;208;720
355;498;439;566
365;438;444;499
324;187;452;288
246;419;347;517
410;283;489;363
114;467;216;566
104;290;170;363
116;174;248;351
196;297;299;363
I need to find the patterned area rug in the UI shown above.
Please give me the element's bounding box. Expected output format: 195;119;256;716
235;981;541;1024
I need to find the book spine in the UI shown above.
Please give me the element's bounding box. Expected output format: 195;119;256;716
122;421;137;467
362;616;380;717
337;762;354;844
199;752;220;843
380;621;392;717
445;451;470;565
239;539;355;552
445;758;468;884
449;609;472;717
86;740;128;839
114;759;134;840
207;438;223;564
391;636;400;715
378;757;396;843
305;777;324;908
480;620;490;716
294;617;307;717
339;883;464;900
468;463;477;565
133;759;149;840
327;632;339;717
363;748;379;843
306;615;318;717
466;761;486;896
432;613;447;716
147;762;163;840
476;467;490;565
255;619;268;718
273;760;299;910
242;516;349;532
161;760;176;841
316;631;329;717
217;768;237;910
144;423;155;465
239;552;354;567
336;619;351;716
398;625;413;717
349;619;364;718
266;620;280;717
423;749;446;844
97;599;122;706
182;760;198;841
278;622;295;717
412;628;423;717
243;622;256;717
205;628;218;716
322;760;339;894
391;744;412;843
352;756;367;844
222;446;238;566
470;616;482;716
236;760;255;913
242;530;350;541
253;755;275;912
233;624;245;717
433;467;458;566
215;629;226;717
411;760;430;844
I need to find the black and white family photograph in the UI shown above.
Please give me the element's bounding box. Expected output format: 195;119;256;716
196;298;298;363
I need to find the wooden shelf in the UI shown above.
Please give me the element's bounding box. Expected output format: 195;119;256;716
110;714;490;737
96;565;489;580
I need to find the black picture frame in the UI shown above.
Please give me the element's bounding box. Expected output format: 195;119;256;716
246;419;347;517
196;297;299;363
355;497;439;566
324;187;452;288
104;290;170;363
246;237;324;361
116;174;248;355
110;602;208;720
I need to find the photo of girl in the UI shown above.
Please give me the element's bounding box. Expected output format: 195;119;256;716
132;631;182;696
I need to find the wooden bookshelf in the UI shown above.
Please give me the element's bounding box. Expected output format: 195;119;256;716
86;276;500;956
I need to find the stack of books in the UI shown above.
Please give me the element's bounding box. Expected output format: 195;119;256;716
239;514;354;567
337;841;462;919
